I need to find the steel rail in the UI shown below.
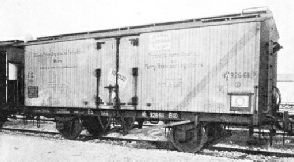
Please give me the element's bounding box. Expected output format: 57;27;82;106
208;146;294;158
0;127;59;135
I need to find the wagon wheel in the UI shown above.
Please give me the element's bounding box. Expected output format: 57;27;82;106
168;123;208;153
56;117;83;140
82;116;110;137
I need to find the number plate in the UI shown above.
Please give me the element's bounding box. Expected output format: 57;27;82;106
28;86;38;98
150;112;164;118
56;110;70;114
168;112;179;119
101;111;109;116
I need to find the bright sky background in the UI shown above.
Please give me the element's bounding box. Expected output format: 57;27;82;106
0;0;293;74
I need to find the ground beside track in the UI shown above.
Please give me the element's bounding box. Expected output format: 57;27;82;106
0;132;238;162
1;119;294;161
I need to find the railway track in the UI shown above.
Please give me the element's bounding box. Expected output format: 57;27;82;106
1;127;294;158
207;146;294;158
0;127;59;136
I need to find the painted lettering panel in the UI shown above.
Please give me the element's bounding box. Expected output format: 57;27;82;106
25;39;101;108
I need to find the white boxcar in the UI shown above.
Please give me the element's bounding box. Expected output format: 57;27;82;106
24;9;279;116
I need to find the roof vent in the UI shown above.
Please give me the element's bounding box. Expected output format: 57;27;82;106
242;6;268;15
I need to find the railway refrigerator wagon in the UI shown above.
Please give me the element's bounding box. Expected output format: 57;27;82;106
0;8;286;153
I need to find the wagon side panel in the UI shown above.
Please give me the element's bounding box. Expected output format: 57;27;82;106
138;21;261;113
25;39;100;108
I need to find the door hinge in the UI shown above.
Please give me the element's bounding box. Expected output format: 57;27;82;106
96;42;105;50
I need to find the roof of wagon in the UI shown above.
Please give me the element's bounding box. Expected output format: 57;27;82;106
0;40;24;47
25;7;277;45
